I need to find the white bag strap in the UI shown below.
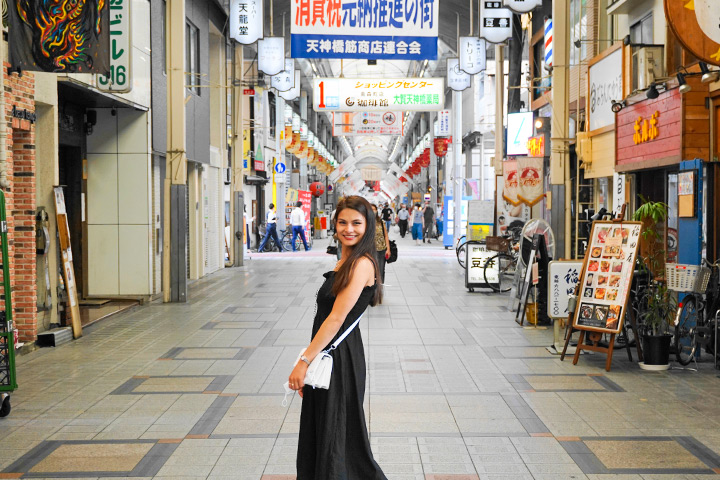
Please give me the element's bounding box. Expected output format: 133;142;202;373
328;311;365;351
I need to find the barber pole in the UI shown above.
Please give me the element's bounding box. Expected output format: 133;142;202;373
544;18;553;67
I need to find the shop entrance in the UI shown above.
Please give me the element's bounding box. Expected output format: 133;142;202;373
58;145;85;299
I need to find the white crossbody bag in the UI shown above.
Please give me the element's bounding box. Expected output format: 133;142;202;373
283;312;365;406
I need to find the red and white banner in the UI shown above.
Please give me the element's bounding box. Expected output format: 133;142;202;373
517;157;544;206
502;160;520;206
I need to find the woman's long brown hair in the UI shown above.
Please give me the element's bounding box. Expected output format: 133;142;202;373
332;196;383;305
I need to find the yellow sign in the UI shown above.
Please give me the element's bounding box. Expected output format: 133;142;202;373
633;111;659;145
526;135;545;157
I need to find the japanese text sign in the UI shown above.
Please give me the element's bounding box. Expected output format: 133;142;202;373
98;0;132;93
437;110;451;136
291;0;439;59
230;0;263;44
258;38;285;75
459;37;487;75
527;135;545;157
547;261;582;318
480;1;512;44
280;71;302;100
332;112;402;136
313;78;444;112
503;0;541;13
271;59;295;92
589;46;622;132
633;112;659;145
447;58;471;91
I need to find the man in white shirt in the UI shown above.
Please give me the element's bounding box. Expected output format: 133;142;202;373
258;203;282;252
396;204;409;238
290;201;310;251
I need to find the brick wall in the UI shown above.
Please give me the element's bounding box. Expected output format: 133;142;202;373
2;64;36;342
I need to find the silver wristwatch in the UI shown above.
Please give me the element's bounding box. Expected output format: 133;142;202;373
300;355;311;366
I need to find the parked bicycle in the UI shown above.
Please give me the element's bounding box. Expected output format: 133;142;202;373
257;224;314;252
483;231;521;293
671;260;719;366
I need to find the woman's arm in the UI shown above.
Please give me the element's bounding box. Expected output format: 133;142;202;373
288;257;375;392
383;223;390;257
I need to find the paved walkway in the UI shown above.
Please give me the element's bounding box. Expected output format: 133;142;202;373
3;232;720;479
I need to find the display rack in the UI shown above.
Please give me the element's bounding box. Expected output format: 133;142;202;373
0;190;17;417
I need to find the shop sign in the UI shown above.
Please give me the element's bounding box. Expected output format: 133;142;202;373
665;0;720;66
588;46;622;133
332;112;402;136
254;159;265;171
437;110;451;136
230;0;263;44
633;112;659;145
291;0;438;60
447;58;471;91
507;112;533;156
11;106;36;131
548;261;582;318
480;1;512;44
257;37;284;75
502;160;519;206
613;173;625;214
467;244;498;284
271;59;295;92
503;0;541;13
459;37;486;75
243;88;256;95
97;0;132;93
280;71;301;101
517;156;544;206
313;77;444;112
526;135;545;157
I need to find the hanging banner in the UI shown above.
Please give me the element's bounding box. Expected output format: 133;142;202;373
258;37;284;75
665;0;720;66
280;71;301;101
480;1;512;44
437;110;451;136
332;112;402;136
447;58;471;91
271;59;295;92
230;0;263;44
517;156;544;206
328;157;358;182
313;77;444;112
8;0;110;73
97;0;132;92
502;160;520;206
291;0;438;60
459;37;487;75
503;0;541;13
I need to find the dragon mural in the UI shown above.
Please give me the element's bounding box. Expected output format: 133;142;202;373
8;0;110;73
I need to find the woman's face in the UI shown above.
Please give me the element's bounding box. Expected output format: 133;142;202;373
336;208;367;247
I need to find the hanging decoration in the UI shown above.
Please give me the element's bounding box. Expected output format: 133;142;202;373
434;137;450;157
502;160;520;206
517;157;544;206
310;182;325;197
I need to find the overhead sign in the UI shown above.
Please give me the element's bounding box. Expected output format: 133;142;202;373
230;0;264;44
437;110;451;136
313;78;445;112
588;46;622;133
332;112;402;136
665;0;720;66
280;71;301;101
291;0;438;60
527;135;545;157
503;0;541;13
257;37;284;75
271;59;295;92
447;58;471;91
480;1;512;44
97;0;132;92
459;37;486;75
507;112;533;156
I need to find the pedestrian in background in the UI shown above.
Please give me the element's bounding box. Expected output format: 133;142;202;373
288;195;387;480
411;202;424;246
422;201;435;243
436;209;444;239
396;204;409;238
381;203;394;235
258;203;282;252
291;201;311;251
371;204;390;282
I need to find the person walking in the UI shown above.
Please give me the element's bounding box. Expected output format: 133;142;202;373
258;203;282;252
422;201;435;243
381;203;393;235
411;202;424;245
396;204;409;238
291;201;311;251
288;195;387;480
371;204;390;283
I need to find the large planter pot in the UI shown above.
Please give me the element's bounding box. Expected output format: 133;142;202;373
641;334;672;367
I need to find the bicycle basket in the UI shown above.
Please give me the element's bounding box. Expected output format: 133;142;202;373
486;236;510;253
665;264;711;293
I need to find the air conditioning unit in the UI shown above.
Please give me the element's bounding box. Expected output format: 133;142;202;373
633;47;664;91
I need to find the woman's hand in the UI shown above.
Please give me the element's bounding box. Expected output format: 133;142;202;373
289;362;308;398
385;249;390;260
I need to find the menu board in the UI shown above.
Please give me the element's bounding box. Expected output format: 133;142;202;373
572;221;642;333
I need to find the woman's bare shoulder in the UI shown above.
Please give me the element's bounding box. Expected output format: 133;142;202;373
354;256;376;286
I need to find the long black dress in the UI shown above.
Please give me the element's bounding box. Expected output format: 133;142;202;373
297;271;387;480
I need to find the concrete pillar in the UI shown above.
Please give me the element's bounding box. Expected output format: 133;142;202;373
231;45;244;266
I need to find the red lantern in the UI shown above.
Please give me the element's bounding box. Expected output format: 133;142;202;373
419;149;430;167
400;176;408;183
434;137;449;157
310;181;325;197
405;169;414;178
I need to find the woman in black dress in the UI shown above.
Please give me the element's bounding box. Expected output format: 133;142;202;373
288;196;387;480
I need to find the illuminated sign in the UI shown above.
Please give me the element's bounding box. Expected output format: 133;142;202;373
527;135;545;157
507;112;533;156
313;78;445;112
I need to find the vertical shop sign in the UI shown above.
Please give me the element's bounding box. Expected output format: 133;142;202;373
258;37;285;75
230;0;263;44
271;59;295;92
479;1;512;44
459;37;487;75
298;190;312;240
613;173;625;214
503;0;541;13
437;110;451;136
447;58;471;91
588;46;622;133
280;71;302;101
547;261;582;318
98;0;132;92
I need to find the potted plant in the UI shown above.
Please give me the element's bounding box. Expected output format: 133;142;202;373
632;197;675;369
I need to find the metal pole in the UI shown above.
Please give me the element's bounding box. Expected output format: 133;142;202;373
164;0;188;302
453;90;463;248
494;45;504;177
231;44;245;267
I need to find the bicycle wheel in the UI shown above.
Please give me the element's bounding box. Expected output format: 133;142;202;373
484;253;516;293
456;241;468;269
675;296;699;365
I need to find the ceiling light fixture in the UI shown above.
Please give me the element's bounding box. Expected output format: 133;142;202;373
610;100;625;113
700;62;719;84
677;73;692;94
646;83;660;99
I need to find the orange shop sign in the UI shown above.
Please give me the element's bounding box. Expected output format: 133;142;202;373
527;135;545;157
632;112;659;145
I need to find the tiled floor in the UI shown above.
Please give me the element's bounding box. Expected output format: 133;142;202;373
3;233;720;479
